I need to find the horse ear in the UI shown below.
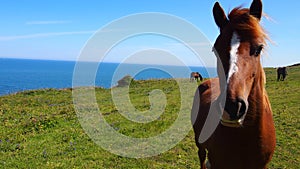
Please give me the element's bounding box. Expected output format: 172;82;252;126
250;0;263;20
213;2;228;29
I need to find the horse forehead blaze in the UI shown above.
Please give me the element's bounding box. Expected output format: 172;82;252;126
227;32;240;83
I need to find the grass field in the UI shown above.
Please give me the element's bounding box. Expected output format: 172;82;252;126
0;65;299;168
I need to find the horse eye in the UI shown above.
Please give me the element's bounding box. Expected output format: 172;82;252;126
250;44;264;57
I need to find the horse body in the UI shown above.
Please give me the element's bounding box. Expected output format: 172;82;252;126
193;78;275;169
193;79;275;169
192;1;276;168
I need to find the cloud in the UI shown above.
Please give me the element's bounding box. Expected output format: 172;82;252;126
0;29;129;41
0;31;96;41
26;20;72;25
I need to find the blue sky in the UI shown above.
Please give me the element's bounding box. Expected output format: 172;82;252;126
0;0;299;67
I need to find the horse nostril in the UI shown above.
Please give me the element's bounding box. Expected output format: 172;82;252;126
224;98;248;120
236;98;247;118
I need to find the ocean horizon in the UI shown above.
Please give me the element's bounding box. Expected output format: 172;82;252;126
0;58;217;96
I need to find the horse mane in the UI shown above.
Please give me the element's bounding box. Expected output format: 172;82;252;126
228;7;267;44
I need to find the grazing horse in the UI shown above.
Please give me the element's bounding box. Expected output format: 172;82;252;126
191;0;276;169
277;67;287;81
190;72;203;82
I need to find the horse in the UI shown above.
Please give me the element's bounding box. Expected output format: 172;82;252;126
277;67;287;81
191;0;276;168
190;72;203;82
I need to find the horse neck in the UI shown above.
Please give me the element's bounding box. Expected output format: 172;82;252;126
247;65;276;153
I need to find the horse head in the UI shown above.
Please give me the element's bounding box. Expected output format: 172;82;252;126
212;0;267;127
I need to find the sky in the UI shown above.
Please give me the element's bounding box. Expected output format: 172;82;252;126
0;0;299;67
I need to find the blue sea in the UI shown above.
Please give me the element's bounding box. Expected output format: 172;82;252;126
0;58;217;96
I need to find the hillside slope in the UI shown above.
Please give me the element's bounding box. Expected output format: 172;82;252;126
0;66;299;168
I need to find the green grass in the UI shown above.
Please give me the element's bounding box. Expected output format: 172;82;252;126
264;66;300;169
0;66;299;168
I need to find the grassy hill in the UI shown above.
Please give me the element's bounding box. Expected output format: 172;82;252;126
0;65;299;168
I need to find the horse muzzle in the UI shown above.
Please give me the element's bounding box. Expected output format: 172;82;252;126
221;98;248;128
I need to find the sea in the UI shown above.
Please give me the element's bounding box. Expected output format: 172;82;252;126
0;58;217;96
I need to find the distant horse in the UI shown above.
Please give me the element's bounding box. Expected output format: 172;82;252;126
190;72;203;82
277;67;287;81
191;0;276;169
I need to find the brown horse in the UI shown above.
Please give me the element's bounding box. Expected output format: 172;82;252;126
191;0;276;168
191;72;203;82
